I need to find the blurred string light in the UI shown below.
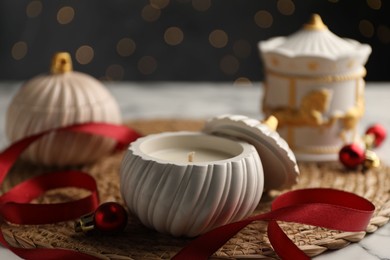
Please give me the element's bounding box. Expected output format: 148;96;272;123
367;0;381;10
57;6;75;25
76;45;94;65
150;0;170;9
138;56;157;75
117;38;136;57
26;0;42;18
164;27;184;46
192;0;211;12
8;0;388;82
141;4;161;22
209;30;228;48
11;41;28;60
254;10;273;28
277;0;295;15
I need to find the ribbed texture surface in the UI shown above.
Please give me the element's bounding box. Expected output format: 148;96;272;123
120;148;263;237
203;114;299;191
5;72;122;166
279;30;356;57
261;28;370;61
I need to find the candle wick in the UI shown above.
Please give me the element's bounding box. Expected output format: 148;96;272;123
188;151;195;162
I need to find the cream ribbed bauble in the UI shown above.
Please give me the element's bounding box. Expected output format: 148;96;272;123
6;52;122;166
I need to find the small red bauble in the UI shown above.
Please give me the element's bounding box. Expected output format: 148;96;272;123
365;124;387;148
94;202;128;233
75;202;128;234
339;143;365;169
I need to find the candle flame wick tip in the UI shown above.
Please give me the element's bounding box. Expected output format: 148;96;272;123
188;151;195;163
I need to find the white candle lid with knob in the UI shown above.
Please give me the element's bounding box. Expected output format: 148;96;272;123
203;114;299;190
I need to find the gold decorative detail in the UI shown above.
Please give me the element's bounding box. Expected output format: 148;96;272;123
263;65;366;145
337;78;365;140
262;115;278;131
304;13;328;30
293;145;341;155
267;89;364;131
271;89;332;127
307;61;319;71
288;79;296;108
364;150;380;169
50;52;72;74
265;67;366;82
340;102;363;131
271;57;279;67
347;60;356;68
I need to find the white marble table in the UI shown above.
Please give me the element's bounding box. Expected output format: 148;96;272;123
0;82;389;259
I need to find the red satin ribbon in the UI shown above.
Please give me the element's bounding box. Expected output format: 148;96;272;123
0;122;376;260
0;122;141;259
173;188;375;260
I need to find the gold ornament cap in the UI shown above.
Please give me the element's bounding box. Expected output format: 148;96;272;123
262;115;278;131
363;150;380;169
50;52;73;74
304;13;328;30
74;212;95;232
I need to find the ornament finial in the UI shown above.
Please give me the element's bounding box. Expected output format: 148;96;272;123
262;115;278;131
304;14;328;30
51;52;73;74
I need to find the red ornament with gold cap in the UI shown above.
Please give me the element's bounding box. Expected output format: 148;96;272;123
75;202;128;234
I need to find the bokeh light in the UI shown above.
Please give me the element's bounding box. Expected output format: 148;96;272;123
76;45;94;65
57;6;75;25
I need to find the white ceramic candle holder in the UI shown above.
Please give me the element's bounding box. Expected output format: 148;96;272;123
120;132;263;237
120;115;298;237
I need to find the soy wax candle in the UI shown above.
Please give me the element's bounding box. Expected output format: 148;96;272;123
120;115;298;237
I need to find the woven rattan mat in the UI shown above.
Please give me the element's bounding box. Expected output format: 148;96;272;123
2;119;390;259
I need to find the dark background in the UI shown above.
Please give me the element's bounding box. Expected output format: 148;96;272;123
0;0;389;82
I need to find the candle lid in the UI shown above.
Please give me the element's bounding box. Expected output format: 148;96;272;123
203;114;299;190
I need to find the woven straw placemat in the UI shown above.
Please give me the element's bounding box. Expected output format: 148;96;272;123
1;119;390;259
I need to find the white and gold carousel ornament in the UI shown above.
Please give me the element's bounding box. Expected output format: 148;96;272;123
259;14;372;161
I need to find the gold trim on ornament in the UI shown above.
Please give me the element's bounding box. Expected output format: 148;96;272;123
293;145;341;155
265;68;366;83
303;14;328;31
288;79;296;108
266;88;335;127
51;52;73;74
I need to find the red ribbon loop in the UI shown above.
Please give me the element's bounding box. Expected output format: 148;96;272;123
0;171;99;224
0;122;141;259
172;188;375;260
